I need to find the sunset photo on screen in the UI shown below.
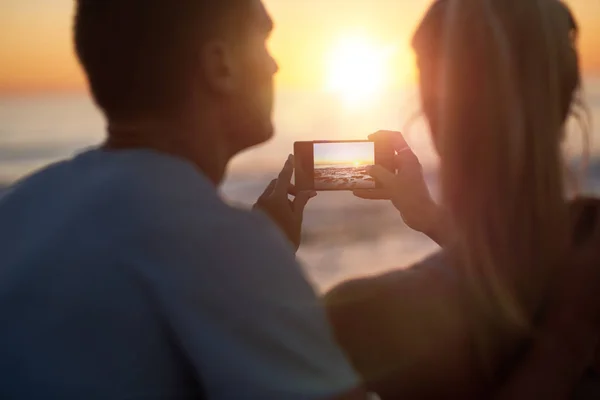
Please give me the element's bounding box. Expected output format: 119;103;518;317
313;142;375;190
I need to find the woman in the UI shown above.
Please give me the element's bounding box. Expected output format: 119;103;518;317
324;0;598;398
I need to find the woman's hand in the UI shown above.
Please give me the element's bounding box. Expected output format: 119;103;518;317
254;155;317;251
353;130;446;245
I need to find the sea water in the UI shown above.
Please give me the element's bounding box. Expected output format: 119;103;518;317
1;82;599;292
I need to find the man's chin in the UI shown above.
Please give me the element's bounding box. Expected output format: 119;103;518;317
252;122;275;144
232;125;275;155
260;125;275;143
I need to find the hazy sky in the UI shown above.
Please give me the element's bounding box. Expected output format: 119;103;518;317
314;142;374;165
1;0;599;92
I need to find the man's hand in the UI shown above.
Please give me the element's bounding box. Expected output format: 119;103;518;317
353;130;445;245
254;155;317;250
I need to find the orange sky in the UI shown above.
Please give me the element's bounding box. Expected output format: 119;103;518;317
1;0;599;93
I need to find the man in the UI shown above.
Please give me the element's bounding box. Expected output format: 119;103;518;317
0;1;364;399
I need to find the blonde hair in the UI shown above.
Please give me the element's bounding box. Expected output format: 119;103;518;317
413;0;585;369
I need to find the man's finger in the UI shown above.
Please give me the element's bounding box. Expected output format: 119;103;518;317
352;189;391;200
275;155;295;194
293;191;316;218
288;184;298;196
259;179;277;201
367;165;397;188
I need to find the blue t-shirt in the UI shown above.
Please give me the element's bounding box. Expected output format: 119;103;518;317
0;149;359;399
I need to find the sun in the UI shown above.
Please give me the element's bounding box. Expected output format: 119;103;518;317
326;36;393;107
354;161;361;167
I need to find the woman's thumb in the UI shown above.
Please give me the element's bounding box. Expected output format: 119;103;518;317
367;165;396;188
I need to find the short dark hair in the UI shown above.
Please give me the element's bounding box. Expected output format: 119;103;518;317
74;0;250;120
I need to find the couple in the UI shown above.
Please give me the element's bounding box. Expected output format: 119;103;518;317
0;0;599;399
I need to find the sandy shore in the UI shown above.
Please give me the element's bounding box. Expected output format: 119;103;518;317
314;166;375;190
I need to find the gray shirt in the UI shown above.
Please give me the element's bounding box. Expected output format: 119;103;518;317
0;149;359;399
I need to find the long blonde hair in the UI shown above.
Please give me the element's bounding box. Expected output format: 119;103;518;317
413;0;585;368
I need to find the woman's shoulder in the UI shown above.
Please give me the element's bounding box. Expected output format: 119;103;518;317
324;251;455;309
324;273;388;309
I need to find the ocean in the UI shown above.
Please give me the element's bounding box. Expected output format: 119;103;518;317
1;82;599;292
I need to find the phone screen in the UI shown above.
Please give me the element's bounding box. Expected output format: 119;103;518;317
294;140;394;191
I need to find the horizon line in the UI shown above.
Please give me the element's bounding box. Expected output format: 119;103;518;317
3;71;600;96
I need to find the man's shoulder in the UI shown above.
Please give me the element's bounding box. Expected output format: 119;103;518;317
133;203;312;315
79;149;294;257
147;205;298;271
2;148;212;204
69;148;231;226
2;149;284;250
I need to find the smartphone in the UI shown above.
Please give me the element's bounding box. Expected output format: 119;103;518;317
294;140;395;191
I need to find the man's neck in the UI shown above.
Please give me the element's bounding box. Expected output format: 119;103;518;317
104;118;229;186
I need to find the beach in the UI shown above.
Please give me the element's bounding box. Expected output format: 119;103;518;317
1;85;600;292
314;165;375;190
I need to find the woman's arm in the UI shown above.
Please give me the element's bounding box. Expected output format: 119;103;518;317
419;205;450;247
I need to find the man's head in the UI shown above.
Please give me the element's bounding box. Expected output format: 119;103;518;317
75;0;278;160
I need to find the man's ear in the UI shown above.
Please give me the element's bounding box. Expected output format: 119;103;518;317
200;40;237;94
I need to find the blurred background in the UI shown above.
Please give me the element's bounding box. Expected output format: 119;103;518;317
1;0;599;291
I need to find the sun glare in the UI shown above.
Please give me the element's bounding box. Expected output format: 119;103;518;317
326;36;394;107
